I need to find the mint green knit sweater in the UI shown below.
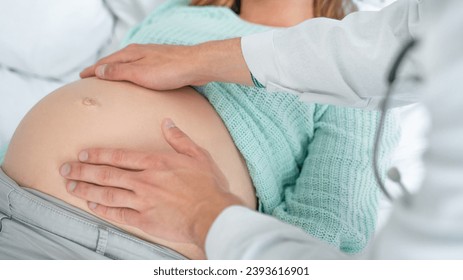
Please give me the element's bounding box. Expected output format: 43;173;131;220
126;0;399;253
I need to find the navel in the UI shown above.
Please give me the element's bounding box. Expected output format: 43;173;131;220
82;97;99;106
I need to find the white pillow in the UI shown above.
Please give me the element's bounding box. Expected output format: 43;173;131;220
0;0;114;79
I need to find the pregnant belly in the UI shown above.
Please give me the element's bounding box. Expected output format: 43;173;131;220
2;77;255;259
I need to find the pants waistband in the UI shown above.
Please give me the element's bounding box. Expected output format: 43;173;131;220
0;167;186;259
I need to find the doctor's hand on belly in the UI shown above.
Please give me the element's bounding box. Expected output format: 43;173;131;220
79;39;253;91
59;118;243;250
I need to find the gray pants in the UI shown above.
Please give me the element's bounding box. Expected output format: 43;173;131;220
0;168;186;260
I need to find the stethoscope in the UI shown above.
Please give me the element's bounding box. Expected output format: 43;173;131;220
373;39;420;205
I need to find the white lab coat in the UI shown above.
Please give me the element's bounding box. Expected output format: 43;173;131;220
205;0;463;259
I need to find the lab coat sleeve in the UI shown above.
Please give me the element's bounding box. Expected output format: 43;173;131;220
241;0;423;109
206;206;350;260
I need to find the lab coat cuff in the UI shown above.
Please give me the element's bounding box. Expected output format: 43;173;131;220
205;206;252;259
241;31;280;89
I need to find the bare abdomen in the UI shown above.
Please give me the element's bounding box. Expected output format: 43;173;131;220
2;78;255;259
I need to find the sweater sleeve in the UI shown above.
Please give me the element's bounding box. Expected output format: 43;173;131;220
241;0;423;109
272;106;400;253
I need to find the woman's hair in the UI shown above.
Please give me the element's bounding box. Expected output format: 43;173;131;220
190;0;357;20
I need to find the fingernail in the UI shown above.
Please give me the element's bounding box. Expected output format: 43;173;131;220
96;64;107;78
60;163;71;176
67;181;77;192
164;118;176;129
79;151;89;162
88;202;98;210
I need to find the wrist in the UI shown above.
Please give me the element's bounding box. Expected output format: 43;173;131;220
193;193;244;250
191;38;253;86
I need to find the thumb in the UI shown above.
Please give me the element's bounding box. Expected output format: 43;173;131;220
95;63;137;82
161;118;205;158
80;65;97;78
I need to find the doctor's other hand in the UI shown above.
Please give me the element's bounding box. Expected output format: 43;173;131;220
80;38;253;90
59;118;244;249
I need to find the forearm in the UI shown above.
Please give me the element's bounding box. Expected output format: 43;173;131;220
193;38;253;86
81;0;423;105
